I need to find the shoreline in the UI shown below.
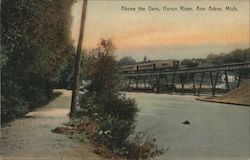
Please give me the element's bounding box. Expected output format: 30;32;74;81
196;97;250;107
197;81;250;107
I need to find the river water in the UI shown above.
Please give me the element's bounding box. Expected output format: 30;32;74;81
125;92;250;160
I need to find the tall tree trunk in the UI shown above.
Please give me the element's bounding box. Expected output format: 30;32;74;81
70;0;88;116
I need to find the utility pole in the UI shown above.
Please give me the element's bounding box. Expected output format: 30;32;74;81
70;0;88;116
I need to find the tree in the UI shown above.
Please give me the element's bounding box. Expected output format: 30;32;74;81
80;39;138;152
1;0;75;123
87;39;119;94
117;56;136;66
52;55;75;89
205;48;250;64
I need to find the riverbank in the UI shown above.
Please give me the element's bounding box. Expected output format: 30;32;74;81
196;81;250;106
0;89;102;159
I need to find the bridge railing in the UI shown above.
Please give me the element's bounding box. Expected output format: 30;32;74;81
121;62;250;77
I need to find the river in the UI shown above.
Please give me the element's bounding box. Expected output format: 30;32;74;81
125;92;250;160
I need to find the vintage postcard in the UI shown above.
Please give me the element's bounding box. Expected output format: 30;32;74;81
1;0;250;159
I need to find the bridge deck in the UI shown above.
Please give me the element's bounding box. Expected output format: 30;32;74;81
122;62;250;77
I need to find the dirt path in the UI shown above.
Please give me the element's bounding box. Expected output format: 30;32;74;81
1;89;102;160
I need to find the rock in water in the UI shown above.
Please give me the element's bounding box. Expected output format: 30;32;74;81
182;120;191;125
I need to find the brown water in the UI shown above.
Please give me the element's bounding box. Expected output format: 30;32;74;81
0;90;101;160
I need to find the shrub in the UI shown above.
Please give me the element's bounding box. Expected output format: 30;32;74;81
78;39;163;159
127;131;165;159
1;0;75;123
1;95;29;123
78;39;138;154
91;93;138;149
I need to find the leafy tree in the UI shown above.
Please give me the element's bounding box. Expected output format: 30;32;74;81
87;40;119;94
117;56;136;66
52;55;75;89
205;48;250;64
1;0;75;123
80;39;138;153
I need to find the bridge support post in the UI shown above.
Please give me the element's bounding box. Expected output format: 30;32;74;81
165;75;168;84
191;74;196;95
198;72;205;96
210;72;219;96
214;72;219;95
135;77;139;89
224;71;230;91
171;73;176;85
179;74;186;95
210;72;214;92
237;72;242;88
143;77;146;89
148;76;151;89
155;75;160;92
165;75;169;92
171;73;176;94
127;78;131;89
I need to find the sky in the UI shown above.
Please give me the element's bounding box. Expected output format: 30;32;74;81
71;0;249;61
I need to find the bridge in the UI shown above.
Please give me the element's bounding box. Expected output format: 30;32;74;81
121;62;250;96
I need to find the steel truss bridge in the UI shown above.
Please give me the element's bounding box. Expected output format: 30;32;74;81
121;62;250;96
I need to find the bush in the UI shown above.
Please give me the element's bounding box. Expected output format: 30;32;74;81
86;93;138;150
1;95;29;123
1;0;75;123
77;39;164;159
127;131;165;159
78;39;138;155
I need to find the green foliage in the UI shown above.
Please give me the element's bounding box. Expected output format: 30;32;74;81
127;131;164;159
205;48;250;65
142;56;151;63
181;48;250;68
89;93;138;149
181;58;205;68
117;56;136;66
52;55;75;89
1;0;75;123
1;96;29;124
1;0;75;81
79;39;139;154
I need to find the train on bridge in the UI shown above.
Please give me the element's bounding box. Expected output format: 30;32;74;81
119;60;180;72
120;61;250;95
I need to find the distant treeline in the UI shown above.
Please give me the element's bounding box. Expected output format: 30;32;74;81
207;48;250;64
181;48;250;68
117;48;250;67
1;0;75;123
